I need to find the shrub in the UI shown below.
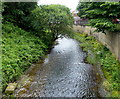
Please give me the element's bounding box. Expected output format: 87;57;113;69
2;22;48;89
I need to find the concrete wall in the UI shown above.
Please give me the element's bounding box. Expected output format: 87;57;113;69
73;25;120;61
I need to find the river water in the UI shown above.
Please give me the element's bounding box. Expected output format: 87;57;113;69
15;37;102;98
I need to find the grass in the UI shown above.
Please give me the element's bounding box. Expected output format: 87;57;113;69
73;32;120;97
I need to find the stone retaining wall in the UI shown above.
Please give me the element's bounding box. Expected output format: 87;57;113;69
73;25;120;61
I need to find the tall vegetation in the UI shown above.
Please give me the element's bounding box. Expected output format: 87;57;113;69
2;2;73;90
77;2;120;33
30;4;73;45
2;2;37;31
2;22;47;89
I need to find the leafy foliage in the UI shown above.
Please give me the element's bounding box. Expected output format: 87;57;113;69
30;4;73;44
2;22;48;90
77;2;120;33
2;2;37;31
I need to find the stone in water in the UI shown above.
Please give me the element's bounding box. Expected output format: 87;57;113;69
5;83;17;94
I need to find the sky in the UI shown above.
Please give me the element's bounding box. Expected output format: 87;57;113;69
38;0;80;11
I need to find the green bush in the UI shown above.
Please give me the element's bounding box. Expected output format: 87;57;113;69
2;22;48;89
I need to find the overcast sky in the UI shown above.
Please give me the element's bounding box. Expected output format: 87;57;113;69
38;0;79;11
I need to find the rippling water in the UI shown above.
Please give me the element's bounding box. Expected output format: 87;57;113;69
15;37;102;98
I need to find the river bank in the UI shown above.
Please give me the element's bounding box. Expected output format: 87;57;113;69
2;22;54;97
73;32;120;97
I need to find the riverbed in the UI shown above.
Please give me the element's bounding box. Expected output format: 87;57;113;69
15;37;102;97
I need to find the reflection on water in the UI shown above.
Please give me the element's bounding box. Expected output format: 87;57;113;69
15;37;102;97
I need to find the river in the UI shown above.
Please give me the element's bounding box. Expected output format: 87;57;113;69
15;37;102;98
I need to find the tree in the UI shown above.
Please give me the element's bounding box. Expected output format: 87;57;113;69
77;2;91;18
30;4;73;45
77;2;120;33
2;2;37;31
45;5;73;39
